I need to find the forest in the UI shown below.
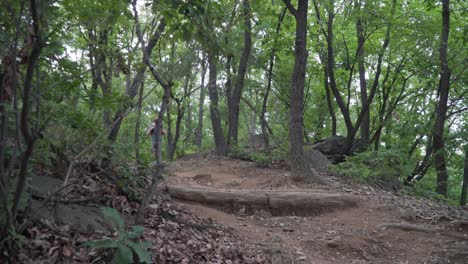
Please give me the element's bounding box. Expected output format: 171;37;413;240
0;0;467;263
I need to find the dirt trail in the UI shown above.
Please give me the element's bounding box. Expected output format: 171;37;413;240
165;154;468;264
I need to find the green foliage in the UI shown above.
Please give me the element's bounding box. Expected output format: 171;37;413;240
332;150;414;188
86;207;151;264
114;164;147;201
0;225;26;252
403;174;446;202
228;146;287;168
227;146;252;161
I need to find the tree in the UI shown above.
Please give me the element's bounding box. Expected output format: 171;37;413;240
207;51;228;155
227;0;252;147
283;0;322;183
461;145;468;206
433;0;451;197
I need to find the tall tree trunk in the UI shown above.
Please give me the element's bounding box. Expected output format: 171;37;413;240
283;0;322;183
344;0;396;153
166;103;173;160
228;0;252;147
325;0;354;139
132;0;174;224
196;55;207;153
168;100;184;161
134;81;144;164
207;51;227;155
324;67;337;136
433;0;451;197
261;7;286;152
405;135;433;184
355;0;369;143
460;146;468;206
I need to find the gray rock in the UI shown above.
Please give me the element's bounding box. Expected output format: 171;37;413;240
304;149;331;172
31;174;63;196
308;136;368;163
30;200;107;233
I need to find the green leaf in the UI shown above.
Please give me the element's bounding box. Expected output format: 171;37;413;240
113;245;133;264
127;240;152;263
85;239;117;249
100;207;125;231
128;225;145;239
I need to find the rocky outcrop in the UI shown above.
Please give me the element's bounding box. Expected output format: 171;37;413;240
307;136;368;163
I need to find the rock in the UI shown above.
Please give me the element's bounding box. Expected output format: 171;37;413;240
304;149;331;172
327;239;341;248
264;247;293;264
31;175;63;196
30;200;106;233
307;136;368;163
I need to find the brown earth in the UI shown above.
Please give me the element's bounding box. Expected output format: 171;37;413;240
164;154;468;264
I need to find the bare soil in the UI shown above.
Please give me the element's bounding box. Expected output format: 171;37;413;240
165;154;468;264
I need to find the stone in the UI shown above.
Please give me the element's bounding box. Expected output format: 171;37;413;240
307;136;369;163
31;174;63;196
304;149;331;172
30;200;107;233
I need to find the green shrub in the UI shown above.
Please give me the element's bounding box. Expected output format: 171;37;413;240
228;146;252;160
332;149;413;188
250;152;271;168
86;207;151;264
115;165;147;201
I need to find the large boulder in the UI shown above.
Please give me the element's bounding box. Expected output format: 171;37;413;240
304;149;331;172
30;200;107;233
29;174;107;233
308;136;368;163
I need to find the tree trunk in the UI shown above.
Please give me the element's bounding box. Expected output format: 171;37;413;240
460;146;468;206
261;7;286;152
228;0;252;147
283;0;322;183
166;103;173;160
325;0;354;140
324;67;337;136
433;0;451;197
355;0;369;143
134;81;144;164
196;55;207;153
207;51;227;155
168;100;184;161
405;135;433;184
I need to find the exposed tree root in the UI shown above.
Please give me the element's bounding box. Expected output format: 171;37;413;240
165;185;359;216
378;223;468;240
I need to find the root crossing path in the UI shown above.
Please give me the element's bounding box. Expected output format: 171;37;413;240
165;155;468;264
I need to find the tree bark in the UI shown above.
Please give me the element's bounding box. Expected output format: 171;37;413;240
207;51;227;155
325;0;354;139
134;81;144;164
261;7;286;152
433;0;451;197
283;0;322;183
227;0;252;147
355;0;369;143
460;146;467;206
196;55;207;153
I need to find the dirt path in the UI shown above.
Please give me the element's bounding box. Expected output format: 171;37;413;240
165;154;468;264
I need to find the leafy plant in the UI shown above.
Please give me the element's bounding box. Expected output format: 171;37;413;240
86;207;151;264
250;152;271;168
332;150;414;189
